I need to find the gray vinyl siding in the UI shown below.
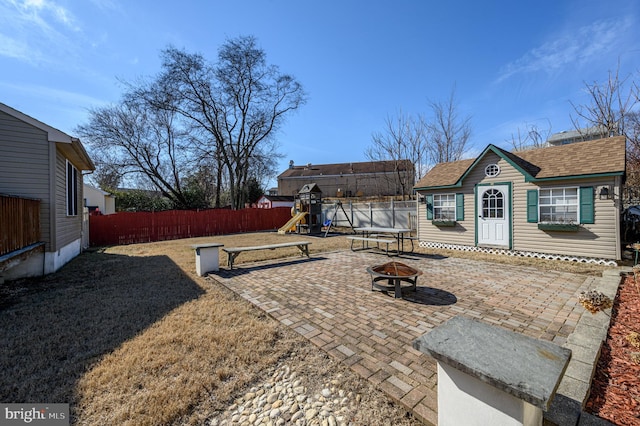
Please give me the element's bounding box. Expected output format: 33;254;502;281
417;152;620;259
54;150;82;250
0;110;52;250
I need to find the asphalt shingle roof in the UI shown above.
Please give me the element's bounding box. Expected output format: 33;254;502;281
414;136;626;189
278;159;413;178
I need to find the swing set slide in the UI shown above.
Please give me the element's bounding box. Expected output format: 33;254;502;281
277;212;307;234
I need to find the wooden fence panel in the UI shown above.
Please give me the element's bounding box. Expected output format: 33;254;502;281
0;194;41;256
89;207;292;246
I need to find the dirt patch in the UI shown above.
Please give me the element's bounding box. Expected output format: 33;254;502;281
586;274;640;425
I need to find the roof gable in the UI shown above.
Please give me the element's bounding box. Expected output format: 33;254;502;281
299;183;322;193
414;136;626;190
0;102;95;171
0;102;72;143
260;195;294;202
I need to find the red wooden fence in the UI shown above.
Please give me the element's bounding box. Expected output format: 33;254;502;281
89;207;292;246
0;194;41;257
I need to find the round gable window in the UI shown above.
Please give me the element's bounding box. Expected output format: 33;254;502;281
485;164;500;177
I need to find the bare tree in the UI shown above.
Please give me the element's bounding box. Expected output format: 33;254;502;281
570;64;639;139
425;87;472;163
508;120;552;151
77;94;196;208
147;36;307;209
624;110;640;187
366;111;425;199
571;64;640;187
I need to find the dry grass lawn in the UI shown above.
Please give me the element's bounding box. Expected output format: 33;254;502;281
0;231;607;425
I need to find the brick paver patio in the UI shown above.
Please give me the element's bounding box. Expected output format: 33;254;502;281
213;250;596;425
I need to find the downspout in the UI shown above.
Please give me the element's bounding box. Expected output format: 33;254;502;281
47;142;57;275
615;176;622;261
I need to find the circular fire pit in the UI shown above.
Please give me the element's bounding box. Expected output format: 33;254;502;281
366;261;422;299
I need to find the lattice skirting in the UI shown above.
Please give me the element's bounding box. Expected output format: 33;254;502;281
418;241;618;266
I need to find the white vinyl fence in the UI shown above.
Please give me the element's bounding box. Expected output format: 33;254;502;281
321;200;418;230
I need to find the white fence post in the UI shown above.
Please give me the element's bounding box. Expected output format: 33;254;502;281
391;199;395;228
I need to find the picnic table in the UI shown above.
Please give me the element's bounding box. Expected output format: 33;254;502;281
348;227;414;255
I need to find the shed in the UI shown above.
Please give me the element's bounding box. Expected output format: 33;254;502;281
413;136;626;264
256;194;295;209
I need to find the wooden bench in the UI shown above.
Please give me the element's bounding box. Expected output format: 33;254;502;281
347;236;397;256
222;241;311;269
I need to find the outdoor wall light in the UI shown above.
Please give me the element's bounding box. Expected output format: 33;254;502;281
599;185;612;200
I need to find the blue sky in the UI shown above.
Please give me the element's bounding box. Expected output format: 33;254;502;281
1;0;639;186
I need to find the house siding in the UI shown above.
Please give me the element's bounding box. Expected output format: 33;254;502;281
0;110;52;250
417;152;620;260
54;150;83;251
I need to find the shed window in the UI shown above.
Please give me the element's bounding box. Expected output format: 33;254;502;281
485;164;500;177
66;160;78;216
433;194;455;220
426;193;464;221
539;188;578;223
527;187;594;225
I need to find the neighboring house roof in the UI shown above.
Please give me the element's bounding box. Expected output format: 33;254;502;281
414;136;626;190
0;102;95;170
260;195;294;202
547;125;609;145
84;184;116;198
278;159;413;178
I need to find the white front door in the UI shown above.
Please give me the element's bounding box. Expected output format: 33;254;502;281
477;185;510;247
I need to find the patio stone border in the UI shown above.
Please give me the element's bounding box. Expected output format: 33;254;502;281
544;267;629;426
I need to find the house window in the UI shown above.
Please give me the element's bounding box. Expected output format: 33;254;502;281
66;160;78;216
539;187;578;223
433;194;456;220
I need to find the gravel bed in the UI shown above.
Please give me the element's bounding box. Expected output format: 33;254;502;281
211;363;361;426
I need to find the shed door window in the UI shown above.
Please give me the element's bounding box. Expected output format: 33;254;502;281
66;161;78;216
482;189;503;218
